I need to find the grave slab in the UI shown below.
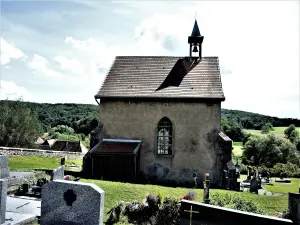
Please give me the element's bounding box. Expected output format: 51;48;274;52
3;211;37;225
6;196;41;217
41;180;105;225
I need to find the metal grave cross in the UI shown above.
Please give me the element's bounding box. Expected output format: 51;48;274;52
184;204;199;225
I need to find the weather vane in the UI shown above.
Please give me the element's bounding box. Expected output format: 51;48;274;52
195;12;197;20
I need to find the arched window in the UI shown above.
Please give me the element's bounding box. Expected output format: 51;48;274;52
157;117;172;155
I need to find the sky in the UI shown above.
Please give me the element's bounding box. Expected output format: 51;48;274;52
0;0;299;119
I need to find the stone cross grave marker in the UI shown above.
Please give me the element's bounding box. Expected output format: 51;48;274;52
0;156;10;179
203;173;210;204
41;180;105;225
50;165;64;181
0;179;8;224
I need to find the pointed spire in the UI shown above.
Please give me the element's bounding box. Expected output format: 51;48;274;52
191;19;201;37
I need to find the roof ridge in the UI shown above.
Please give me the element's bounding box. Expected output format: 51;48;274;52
115;56;218;58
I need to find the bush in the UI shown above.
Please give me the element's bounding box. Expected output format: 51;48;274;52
242;134;300;168
284;124;299;143
261;123;273;134
270;162;300;178
210;193;263;214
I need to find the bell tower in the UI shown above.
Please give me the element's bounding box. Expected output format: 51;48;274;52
188;19;204;62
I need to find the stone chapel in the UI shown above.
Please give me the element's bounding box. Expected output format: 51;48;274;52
82;19;233;188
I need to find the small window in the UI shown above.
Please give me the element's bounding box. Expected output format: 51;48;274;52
157;117;172;155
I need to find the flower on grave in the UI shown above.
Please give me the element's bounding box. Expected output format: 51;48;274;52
180;191;196;201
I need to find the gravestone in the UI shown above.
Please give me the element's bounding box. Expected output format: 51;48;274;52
50;165;64;181
0;156;10;179
193;172;202;188
0;179;7;224
60;157;66;166
41;180;105;225
203;173;210;204
288;193;300;225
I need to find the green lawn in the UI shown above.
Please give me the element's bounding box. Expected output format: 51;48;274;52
244;127;300;138
7;156;294;223
8;156;82;171
263;178;300;194
82;179;288;223
232;142;243;158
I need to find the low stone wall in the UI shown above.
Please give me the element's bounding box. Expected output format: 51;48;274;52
0;146;84;160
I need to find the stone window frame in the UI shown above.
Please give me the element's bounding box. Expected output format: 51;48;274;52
156;117;173;155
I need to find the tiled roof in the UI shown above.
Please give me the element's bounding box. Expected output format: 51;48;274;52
50;141;83;153
95;56;225;100
91;141;140;154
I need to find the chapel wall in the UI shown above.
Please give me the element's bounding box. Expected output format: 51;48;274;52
99;100;222;186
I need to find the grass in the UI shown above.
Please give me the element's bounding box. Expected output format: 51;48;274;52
263;178;300;194
244;127;300;138
232;143;243;158
82;179;289;223
8;156;82;172
7;156;293;223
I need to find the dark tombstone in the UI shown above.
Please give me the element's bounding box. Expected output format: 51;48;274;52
266;172;270;183
280;173;284;180
22;183;29;193
250;178;259;194
60;158;65;166
288;193;300;225
203;173;210;204
41;180;105;225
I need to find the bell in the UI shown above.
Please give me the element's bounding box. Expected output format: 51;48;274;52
192;45;198;52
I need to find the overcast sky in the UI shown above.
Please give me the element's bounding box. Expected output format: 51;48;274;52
0;0;299;118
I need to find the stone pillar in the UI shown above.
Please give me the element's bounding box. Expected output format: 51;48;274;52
203;173;210;204
0;179;7;224
288;193;300;225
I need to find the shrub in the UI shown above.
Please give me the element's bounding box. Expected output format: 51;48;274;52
210;193;263;214
155;198;180;225
261;123;273;134
270;162;300;178
284;124;299;143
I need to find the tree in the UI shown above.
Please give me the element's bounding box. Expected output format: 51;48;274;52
0;99;42;148
284;124;299;143
261;123;273;134
242;134;300;168
295;138;300;151
221;118;244;142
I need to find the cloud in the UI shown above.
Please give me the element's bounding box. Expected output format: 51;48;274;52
0;38;25;65
0;80;33;101
64;36;122;79
53;55;85;75
27;54;63;77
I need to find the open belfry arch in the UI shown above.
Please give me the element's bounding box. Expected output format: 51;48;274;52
82;18;233;188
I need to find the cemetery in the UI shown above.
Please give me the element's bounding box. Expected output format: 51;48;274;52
0;4;299;225
0;155;299;224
